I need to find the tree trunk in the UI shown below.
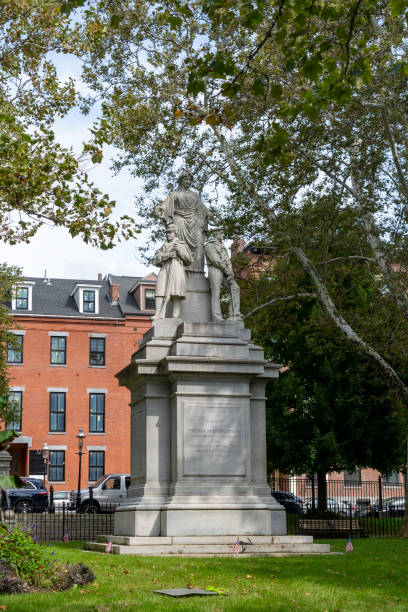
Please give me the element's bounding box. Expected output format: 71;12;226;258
317;470;328;515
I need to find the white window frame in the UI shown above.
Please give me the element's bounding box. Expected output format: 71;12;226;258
70;284;101;314
12;282;35;311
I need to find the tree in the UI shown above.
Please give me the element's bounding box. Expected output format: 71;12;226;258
249;288;407;511
69;1;408;529
0;0;136;248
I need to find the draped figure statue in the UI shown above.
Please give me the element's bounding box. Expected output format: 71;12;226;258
154;170;217;273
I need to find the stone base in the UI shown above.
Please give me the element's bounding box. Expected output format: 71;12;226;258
114;504;286;537
161;507;286;536
84;534;332;557
114;508;162;536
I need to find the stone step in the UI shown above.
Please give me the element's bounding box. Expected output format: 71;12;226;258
95;534;314;546
84;541;331;556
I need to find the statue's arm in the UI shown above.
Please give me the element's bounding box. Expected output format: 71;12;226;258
154;195;172;220
205;243;233;279
154;246;168;266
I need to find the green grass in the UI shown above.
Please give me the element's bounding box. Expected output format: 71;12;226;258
1;539;407;611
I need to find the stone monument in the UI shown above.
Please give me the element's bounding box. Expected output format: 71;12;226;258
114;171;285;538
85;171;330;555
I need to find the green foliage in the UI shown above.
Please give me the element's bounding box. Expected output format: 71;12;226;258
0;264;22;406
241;259;408;476
0;525;53;584
0;1;137;247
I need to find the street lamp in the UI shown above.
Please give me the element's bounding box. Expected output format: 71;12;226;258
76;428;85;512
42;442;49;485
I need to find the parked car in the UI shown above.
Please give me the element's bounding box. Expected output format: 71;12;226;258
51;490;71;511
6;477;48;513
69;474;131;513
386;497;405;517
271;490;303;513
303;497;351;515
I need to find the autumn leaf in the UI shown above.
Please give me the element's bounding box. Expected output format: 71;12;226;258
175;109;183;117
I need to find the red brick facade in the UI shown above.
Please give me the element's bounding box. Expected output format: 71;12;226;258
5;274;155;492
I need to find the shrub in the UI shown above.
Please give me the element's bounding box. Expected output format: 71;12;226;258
0;524;52;584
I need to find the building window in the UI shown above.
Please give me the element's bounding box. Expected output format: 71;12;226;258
49;393;66;432
145;288;155;309
344;469;361;486
83;290;95;313
15;286;29;310
49;450;65;482
7;391;22;431
50;336;66;364
89;393;105;432
89;450;105;481
90;338;105;366
7;335;23;364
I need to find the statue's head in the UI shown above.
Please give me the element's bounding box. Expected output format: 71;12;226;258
209;226;224;241
178;169;193;188
166;222;177;240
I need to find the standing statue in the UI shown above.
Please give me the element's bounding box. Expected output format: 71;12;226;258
204;227;243;322
153;223;192;320
154;170;217;273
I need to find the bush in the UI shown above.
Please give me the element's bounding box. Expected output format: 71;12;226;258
0;524;52;584
0;524;95;595
0;560;29;595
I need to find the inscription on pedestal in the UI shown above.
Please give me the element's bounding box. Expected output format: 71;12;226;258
183;404;245;476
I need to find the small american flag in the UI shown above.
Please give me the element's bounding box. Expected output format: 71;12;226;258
63;533;69;543
105;536;113;553
233;537;240;554
346;536;354;553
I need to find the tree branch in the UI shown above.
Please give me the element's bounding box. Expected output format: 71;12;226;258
381;108;408;200
211;124;279;222
244;292;316;318
291;246;408;404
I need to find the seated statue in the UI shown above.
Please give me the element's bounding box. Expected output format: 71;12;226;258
204;227;243;322
153;223;192;320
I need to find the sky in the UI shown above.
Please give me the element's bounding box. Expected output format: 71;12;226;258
0;55;152;282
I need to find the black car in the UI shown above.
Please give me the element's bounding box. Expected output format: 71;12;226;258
271;490;303;513
6;477;48;513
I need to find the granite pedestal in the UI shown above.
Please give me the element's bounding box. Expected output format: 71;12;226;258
113;316;286;537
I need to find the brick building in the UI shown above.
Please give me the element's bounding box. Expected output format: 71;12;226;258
5;272;156;491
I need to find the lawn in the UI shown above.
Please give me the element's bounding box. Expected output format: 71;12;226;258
1;539;407;611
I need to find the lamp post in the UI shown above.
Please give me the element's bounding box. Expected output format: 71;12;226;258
76;428;85;512
42;442;49;485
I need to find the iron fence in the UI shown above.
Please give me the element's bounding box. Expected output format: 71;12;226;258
1;503;116;543
270;476;406;538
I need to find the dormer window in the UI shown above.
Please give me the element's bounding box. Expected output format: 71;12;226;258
16;287;28;310
70;284;100;314
145;289;155;310
11;282;35;311
83;290;95;313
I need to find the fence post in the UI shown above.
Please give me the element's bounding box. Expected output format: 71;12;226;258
349;503;353;539
378;475;383;511
62;501;66;541
311;475;316;511
48;484;55;514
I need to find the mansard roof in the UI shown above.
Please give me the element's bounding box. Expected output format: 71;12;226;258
6;274;156;319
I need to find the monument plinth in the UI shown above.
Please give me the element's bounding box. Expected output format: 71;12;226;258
114;320;286;537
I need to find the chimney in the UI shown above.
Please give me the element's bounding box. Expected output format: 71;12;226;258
231;237;245;257
98;273;103;281
109;283;120;304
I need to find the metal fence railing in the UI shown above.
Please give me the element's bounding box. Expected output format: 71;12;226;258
270;476;406;538
1;503;116;543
